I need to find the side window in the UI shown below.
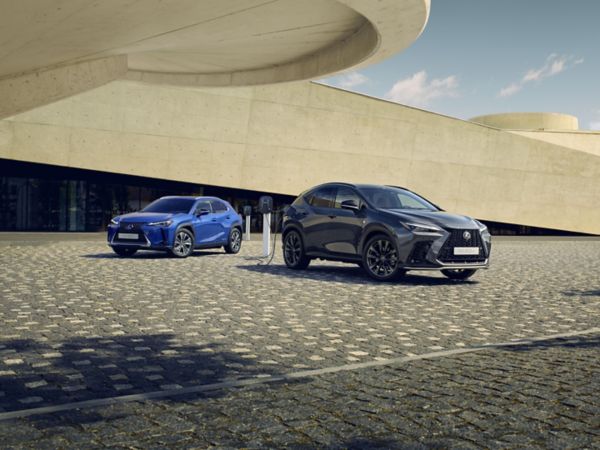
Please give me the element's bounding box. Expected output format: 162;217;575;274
211;200;227;213
195;201;212;214
309;188;334;208
334;187;360;209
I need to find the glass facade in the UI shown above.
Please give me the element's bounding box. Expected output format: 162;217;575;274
0;159;294;232
0;159;586;235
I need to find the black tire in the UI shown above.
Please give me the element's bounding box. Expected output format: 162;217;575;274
112;247;137;257
224;228;242;254
169;228;194;258
283;230;310;269
362;234;406;281
441;269;477;280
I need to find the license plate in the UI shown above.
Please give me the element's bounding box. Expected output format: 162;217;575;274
118;233;139;240
454;247;479;255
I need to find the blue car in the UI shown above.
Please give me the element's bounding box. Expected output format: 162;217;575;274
107;196;243;258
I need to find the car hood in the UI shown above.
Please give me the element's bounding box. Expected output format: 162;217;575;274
116;212;181;223
385;209;478;229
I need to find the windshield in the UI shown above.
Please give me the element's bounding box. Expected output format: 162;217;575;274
360;187;438;211
142;198;195;214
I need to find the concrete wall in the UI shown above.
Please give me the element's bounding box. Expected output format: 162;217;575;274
1;81;599;234
0;0;430;118
470;112;579;131
510;130;600;158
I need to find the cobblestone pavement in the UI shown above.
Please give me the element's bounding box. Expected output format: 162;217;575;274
0;236;599;448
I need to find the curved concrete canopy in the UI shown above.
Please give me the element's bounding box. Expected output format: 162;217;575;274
470;113;579;131
0;0;430;87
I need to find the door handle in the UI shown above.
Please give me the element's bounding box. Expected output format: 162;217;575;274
328;215;336;219
211;218;217;222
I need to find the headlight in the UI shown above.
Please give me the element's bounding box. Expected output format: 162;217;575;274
110;218;119;225
474;220;488;232
403;222;442;233
148;220;173;227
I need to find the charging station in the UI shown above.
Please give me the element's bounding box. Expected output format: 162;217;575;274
243;205;252;241
258;196;273;257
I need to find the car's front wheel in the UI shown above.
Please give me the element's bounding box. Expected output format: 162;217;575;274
441;269;477;280
362;234;406;281
224;228;242;254
112;247;137;257
170;229;194;258
283;230;310;269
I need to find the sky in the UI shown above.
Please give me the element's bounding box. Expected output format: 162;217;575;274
319;0;600;130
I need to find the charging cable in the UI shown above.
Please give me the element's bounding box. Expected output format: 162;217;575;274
244;209;284;266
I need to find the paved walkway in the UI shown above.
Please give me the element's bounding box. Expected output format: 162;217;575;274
0;236;598;448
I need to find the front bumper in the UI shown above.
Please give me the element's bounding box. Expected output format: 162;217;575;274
394;227;491;270
107;223;174;249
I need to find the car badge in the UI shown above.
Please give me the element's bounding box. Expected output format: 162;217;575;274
463;231;471;241
126;224;134;230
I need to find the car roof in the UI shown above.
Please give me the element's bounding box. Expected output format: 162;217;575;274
308;182;410;191
157;195;228;202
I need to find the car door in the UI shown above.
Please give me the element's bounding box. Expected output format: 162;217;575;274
302;186;336;253
323;187;365;256
192;200;221;246
209;200;230;244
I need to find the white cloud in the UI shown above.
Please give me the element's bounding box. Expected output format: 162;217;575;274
499;54;583;98
385;70;459;108
319;71;369;90
589;110;600;130
499;83;522;98
337;72;369;89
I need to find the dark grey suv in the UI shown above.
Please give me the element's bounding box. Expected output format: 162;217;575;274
282;183;491;281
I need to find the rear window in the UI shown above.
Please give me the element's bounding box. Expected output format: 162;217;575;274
309;188;335;208
211;200;228;212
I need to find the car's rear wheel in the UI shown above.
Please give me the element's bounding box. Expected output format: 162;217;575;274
283;230;310;269
112;247;137;257
441;269;477;280
170;229;194;258
224;228;242;254
362;234;406;281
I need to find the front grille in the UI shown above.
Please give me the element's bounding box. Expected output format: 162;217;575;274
119;222;142;232
114;223;146;243
438;229;486;263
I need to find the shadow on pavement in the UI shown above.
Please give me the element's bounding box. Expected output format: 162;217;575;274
498;334;600;352
81;250;224;259
238;263;479;286
0;334;292;421
562;289;600;297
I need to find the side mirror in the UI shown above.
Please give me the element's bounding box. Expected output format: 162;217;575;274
340;200;360;211
196;208;210;216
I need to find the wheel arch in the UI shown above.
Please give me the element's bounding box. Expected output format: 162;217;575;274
175;222;195;238
358;225;396;255
282;223;304;241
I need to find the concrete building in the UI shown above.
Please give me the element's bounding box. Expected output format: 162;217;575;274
1;0;599;234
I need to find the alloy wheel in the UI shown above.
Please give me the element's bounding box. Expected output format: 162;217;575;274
284;232;302;266
366;238;399;277
173;230;193;257
230;229;241;252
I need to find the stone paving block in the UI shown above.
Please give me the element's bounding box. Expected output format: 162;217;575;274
0;238;598;447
